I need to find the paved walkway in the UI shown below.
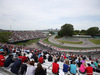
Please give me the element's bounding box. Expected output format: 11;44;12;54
48;35;100;48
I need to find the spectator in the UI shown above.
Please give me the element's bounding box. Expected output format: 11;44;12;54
94;60;98;67
60;56;64;62
86;63;93;75
11;57;22;74
43;54;46;60
25;61;36;75
18;59;28;75
22;53;28;63
0;54;5;67
77;58;82;67
63;59;69;75
34;54;38;63
48;54;52;62
70;61;77;75
79;62;86;74
39;55;44;64
4;54;14;67
52;60;59;75
35;63;46;75
90;62;95;71
95;64;100;73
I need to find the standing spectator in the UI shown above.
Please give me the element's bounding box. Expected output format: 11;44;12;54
4;54;14;67
86;63;93;75
25;61;36;75
11;57;22;74
52;60;59;75
0;54;5;67
39;55;44;64
63;59;69;75
70;61;77;75
35;63;46;75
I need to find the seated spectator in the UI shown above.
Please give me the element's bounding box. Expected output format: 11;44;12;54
43;54;46;60
11;57;22;74
0;54;5;67
39;55;44;64
90;62;95;71
95;64;100;73
22;53;28;63
86;63;93;75
48;54;52;62
60;56;64;62
18;59;28;75
94;60;98;67
52;60;59;75
0;47;6;55
35;63;46;75
4;54;14;67
77;58;82;67
25;61;36;75
79;62;86;74
70;61;77;75
63;59;69;75
34;54;38;63
81;57;86;64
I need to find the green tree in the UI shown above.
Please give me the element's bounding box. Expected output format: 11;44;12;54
58;24;74;37
49;31;54;35
80;30;86;35
0;31;12;43
87;27;99;37
73;30;80;35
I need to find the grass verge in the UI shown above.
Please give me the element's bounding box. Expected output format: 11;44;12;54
15;39;39;46
57;40;83;44
89;39;100;45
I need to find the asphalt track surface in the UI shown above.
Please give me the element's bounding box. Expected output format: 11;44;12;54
48;35;100;48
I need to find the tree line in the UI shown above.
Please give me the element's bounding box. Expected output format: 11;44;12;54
58;24;100;37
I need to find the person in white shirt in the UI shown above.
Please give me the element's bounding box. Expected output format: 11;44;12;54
25;61;36;75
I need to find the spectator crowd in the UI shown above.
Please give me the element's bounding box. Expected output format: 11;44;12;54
6;30;45;42
0;43;100;75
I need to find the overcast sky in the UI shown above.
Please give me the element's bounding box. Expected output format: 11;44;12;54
0;0;100;30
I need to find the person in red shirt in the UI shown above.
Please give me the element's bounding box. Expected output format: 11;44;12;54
52;60;59;75
0;54;5;67
39;55;44;64
86;63;93;75
22;54;28;63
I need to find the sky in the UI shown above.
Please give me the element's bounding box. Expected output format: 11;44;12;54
0;0;100;30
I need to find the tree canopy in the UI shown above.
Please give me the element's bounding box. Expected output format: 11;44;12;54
87;27;99;37
0;31;12;43
58;24;74;37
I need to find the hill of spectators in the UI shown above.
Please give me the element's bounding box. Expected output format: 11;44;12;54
4;30;45;42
